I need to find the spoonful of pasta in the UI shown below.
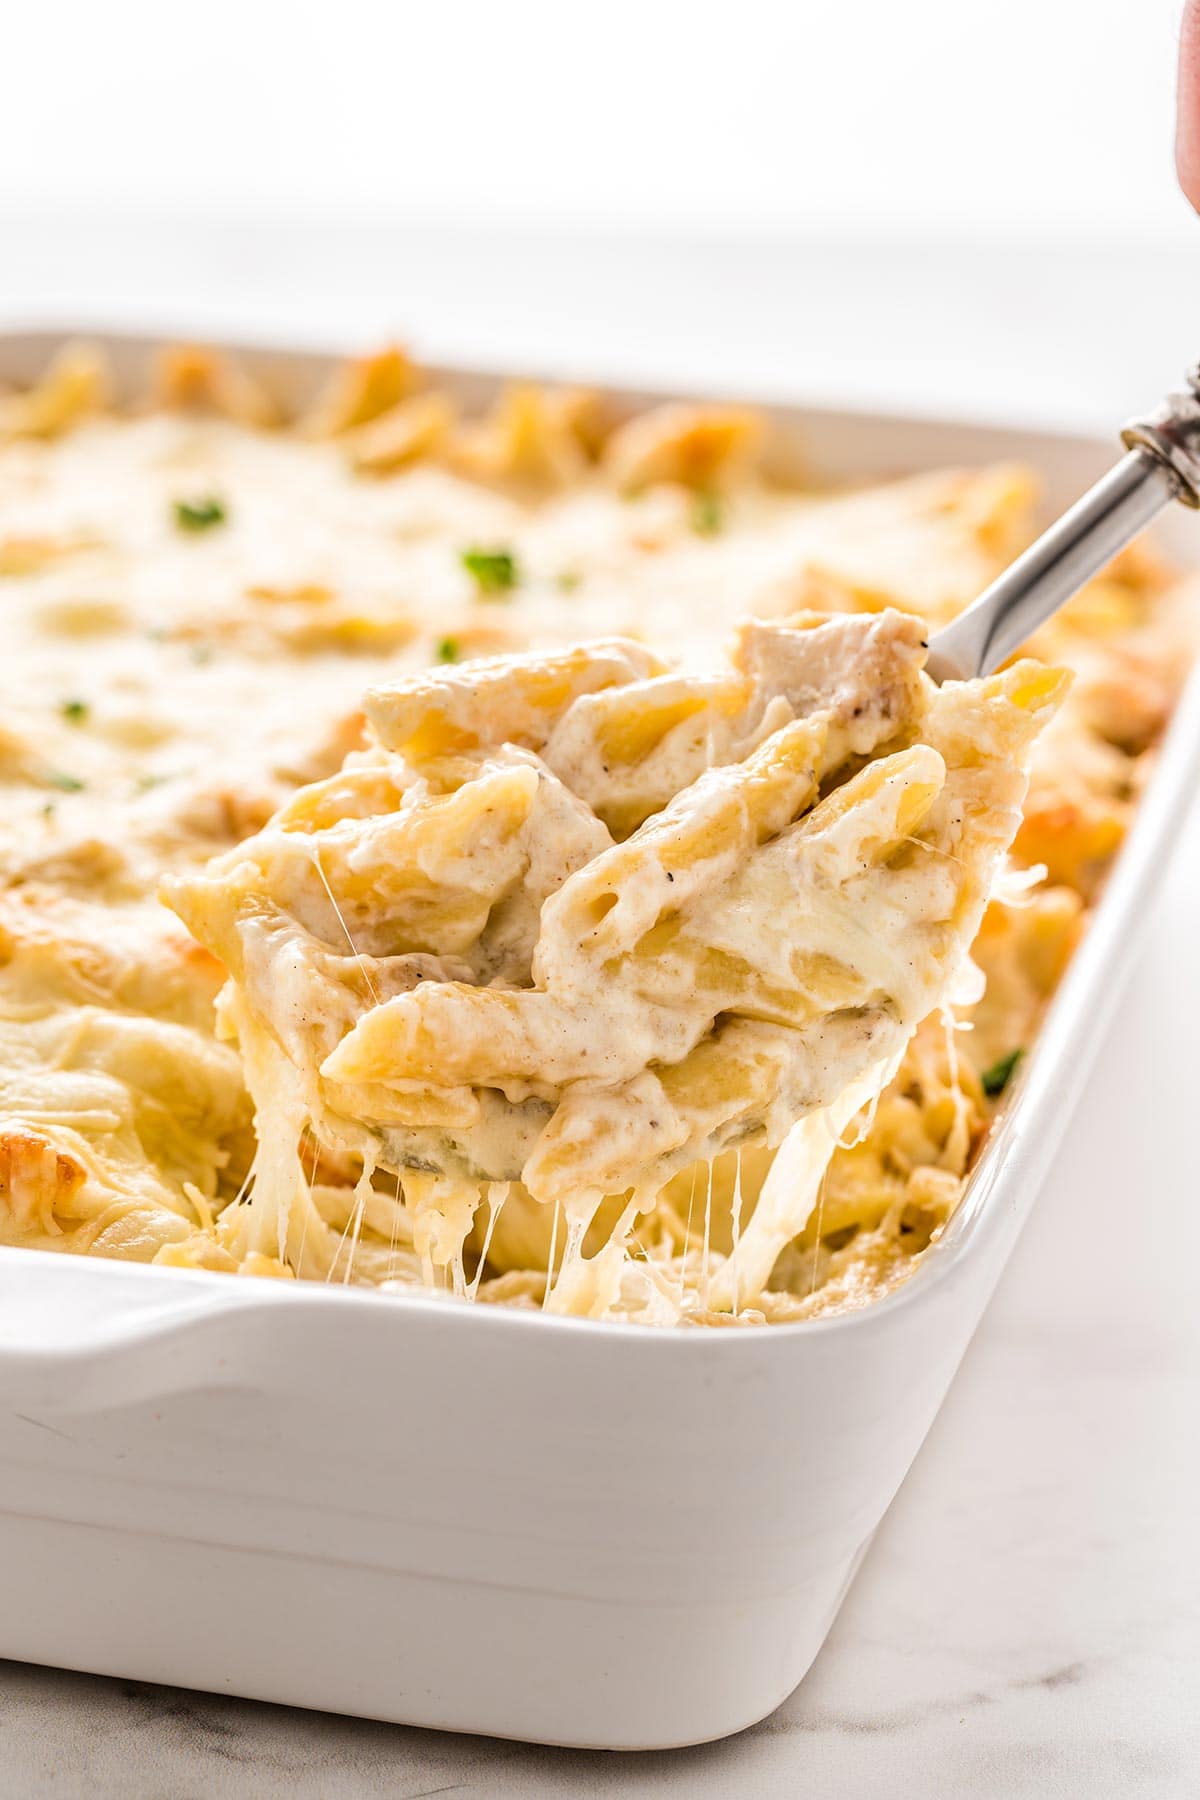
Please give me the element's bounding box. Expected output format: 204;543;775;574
165;614;1065;1315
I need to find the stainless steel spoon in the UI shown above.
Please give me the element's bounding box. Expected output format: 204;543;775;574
925;368;1200;682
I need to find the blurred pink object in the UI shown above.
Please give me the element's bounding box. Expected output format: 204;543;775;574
1177;1;1200;208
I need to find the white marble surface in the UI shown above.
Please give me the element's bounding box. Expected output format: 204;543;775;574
2;219;1199;1798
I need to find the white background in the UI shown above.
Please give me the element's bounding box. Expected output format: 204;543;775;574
0;0;1191;239
5;1;1199;440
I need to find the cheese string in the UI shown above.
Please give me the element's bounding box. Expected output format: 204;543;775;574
705;1050;903;1312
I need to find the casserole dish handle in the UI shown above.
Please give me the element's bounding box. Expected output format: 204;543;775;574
0;1254;273;1411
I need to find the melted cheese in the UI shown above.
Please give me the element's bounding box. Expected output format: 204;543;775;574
167;621;1066;1319
0;341;1193;1322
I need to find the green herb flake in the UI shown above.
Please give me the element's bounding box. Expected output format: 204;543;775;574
40;801;56;820
690;490;724;536
44;771;85;793
188;643;215;666
60;698;89;724
981;1047;1025;1098
173;494;228;533
435;636;462;664
460;545;519;597
555;568;582;594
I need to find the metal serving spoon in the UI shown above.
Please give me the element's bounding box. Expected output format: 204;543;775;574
925;368;1200;682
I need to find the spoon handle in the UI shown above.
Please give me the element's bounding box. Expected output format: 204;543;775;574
925;372;1200;683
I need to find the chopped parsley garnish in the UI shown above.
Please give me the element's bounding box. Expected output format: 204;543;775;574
173;494;227;533
436;636;462;664
981;1047;1025;1098
60;698;89;723
460;545;518;596
44;770;85;793
690;490;724;536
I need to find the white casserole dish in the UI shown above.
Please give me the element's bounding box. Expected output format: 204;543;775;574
0;329;1197;1751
